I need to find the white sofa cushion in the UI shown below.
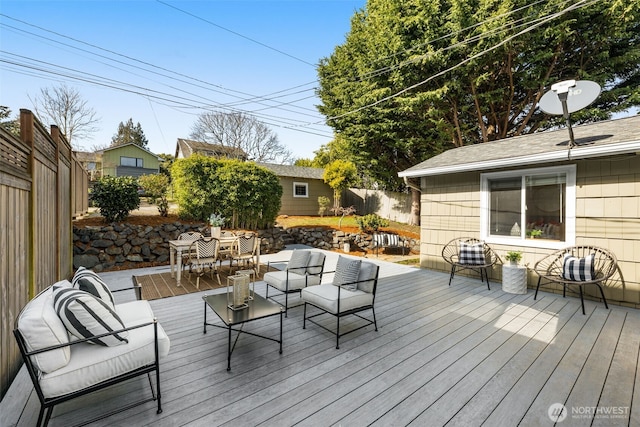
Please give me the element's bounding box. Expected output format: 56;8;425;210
357;262;378;293
72;266;115;309
302;284;374;314
333;256;361;290
53;288;129;347
17;281;71;373
264;270;321;292
38;300;170;399
287;250;310;274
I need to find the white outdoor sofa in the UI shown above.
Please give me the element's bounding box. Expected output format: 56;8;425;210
13;267;171;427
263;249;326;316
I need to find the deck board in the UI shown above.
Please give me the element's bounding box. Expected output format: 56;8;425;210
4;251;640;427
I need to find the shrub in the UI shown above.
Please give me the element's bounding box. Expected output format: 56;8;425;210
318;196;331;217
356;214;389;233
171;155;223;221
138;173;170;217
92;176;140;222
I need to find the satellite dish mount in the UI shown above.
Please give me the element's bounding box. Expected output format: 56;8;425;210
538;79;601;148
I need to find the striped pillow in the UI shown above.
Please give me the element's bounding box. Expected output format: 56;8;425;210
562;254;596;281
53;288;129;347
72;266;115;309
333;256;361;291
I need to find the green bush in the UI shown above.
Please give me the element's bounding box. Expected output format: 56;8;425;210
171;157;282;229
138;174;170;217
92;176;140;222
356;214;389;233
318;196;331;216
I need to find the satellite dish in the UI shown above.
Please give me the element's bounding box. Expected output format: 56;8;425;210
538;80;601;147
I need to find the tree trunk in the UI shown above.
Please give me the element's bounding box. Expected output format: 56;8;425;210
410;187;420;226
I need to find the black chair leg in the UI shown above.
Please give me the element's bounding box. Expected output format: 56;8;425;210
579;286;586;315
448;265;456;286
372;306;378;331
336;316;340;349
534;278;542;300
596;284;609;309
303;303;307;329
483;268;490;290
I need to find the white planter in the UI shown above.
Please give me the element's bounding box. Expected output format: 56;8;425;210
343;242;350;252
211;226;221;239
502;265;528;294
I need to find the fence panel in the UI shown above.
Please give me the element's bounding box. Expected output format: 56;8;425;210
344;188;413;224
0;110;88;399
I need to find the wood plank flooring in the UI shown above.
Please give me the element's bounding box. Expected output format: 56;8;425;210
5;250;640;426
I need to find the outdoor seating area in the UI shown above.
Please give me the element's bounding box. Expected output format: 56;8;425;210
4;246;640;426
442;237;501;290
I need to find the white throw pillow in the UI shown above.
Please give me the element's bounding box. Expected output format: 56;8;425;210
53;288;129;347
17;281;71;373
72;266;115;309
287;250;310;275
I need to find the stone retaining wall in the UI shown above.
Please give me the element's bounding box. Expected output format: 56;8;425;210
73;223;419;272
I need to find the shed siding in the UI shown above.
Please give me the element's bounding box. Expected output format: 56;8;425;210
277;177;333;216
419;156;640;308
102;145;159;177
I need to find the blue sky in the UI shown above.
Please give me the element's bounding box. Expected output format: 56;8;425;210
0;0;365;159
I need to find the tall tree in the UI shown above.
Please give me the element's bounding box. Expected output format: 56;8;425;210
0;106;20;137
317;0;640;190
111;118;149;148
190;111;293;164
30;84;100;148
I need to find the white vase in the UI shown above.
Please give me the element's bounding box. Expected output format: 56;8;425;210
211;226;221;239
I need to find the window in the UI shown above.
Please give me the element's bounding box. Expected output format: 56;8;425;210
293;182;308;198
121;156;143;167
480;166;575;249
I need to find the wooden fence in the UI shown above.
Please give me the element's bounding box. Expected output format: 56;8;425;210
0;109;88;400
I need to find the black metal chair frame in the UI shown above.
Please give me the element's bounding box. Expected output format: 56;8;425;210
303;265;379;349
533;246;618;315
13;286;162;427
264;258;326;317
442;237;501;290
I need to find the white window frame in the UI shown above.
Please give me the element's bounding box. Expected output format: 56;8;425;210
480;165;576;250
293;182;309;198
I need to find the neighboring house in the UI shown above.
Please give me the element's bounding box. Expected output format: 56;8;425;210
74;150;102;181
399;115;640;307
101;143;160;178
174;138;248;160
256;163;333;216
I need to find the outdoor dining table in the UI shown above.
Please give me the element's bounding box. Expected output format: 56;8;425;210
169;236;260;286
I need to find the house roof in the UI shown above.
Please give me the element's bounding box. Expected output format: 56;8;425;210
175;138;247;160
257;162;325;180
399;115;640;178
73;151;100;162
101;143;161;159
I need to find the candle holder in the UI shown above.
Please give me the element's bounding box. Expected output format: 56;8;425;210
227;274;250;310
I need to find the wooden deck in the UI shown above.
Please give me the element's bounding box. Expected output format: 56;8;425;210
4;251;640;426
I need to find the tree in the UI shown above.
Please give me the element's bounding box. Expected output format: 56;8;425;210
91;176;140;222
138;174;170;216
317;0;640;190
189;111;293;164
0;106;20;137
111;118;149;149
30;84;100;147
323;159;358;212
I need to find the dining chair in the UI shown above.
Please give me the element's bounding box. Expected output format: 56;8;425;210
229;233;258;276
187;237;221;288
177;231;203;271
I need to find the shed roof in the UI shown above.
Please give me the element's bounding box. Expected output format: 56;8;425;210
100;143;161;159
257;162;325;180
399;115;640;178
175;138;247;160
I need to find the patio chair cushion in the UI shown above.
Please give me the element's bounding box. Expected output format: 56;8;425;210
458;241;486;265
72;266;115;309
288;250;310;274
17;281;71;373
306;252;326;275
38;299;171;399
333;256;361;291
357;261;377;293
264;269;322;292
302;284;374;314
53;288;129;347
562;253;596;281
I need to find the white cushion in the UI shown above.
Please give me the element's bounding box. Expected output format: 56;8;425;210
288;250;310;274
333;256;361;291
264;270;321;292
72;266;115;309
38;311;171;399
302;284;374;314
17;282;71;373
357;262;378;293
306;252;325;276
53;288;129;347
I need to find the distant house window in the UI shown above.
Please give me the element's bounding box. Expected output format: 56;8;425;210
121;156;143;167
293;182;309;198
480;165;576;249
87;162;96;171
